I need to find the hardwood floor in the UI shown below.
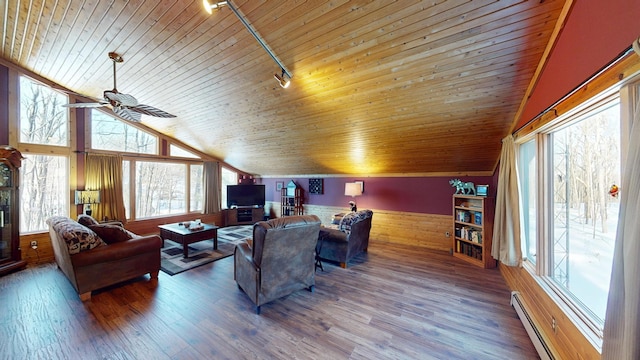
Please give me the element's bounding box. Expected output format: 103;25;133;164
0;242;539;359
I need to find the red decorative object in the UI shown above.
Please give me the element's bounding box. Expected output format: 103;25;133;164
609;184;619;198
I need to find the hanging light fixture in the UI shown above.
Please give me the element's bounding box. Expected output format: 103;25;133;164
203;0;293;88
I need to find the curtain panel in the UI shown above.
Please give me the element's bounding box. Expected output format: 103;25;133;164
491;134;522;267
203;161;221;214
601;92;640;360
84;153;126;222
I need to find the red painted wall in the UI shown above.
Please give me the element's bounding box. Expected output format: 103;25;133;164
262;175;497;216
516;0;640;129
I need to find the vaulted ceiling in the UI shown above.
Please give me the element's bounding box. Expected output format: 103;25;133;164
1;0;565;176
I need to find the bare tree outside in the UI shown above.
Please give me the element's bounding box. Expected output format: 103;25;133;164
18;77;69;232
91;110;157;154
135;161;186;218
551;101;620;324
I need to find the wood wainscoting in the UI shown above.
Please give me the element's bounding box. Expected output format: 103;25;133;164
301;204;452;252
500;264;600;359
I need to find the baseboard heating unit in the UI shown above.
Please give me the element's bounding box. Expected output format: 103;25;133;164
510;291;554;360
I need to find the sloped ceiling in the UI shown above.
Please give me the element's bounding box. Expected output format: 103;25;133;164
1;0;565;176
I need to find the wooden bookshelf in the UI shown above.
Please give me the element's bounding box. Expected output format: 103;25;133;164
452;194;496;269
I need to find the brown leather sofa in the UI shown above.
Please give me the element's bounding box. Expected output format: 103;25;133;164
318;209;373;268
234;215;321;314
47;215;162;301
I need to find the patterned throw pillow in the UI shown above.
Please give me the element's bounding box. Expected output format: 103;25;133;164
88;224;133;244
338;210;373;234
47;216;106;255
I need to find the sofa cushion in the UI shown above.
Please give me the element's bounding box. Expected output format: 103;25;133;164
47;216;106;254
77;214;99;227
88;224;133;244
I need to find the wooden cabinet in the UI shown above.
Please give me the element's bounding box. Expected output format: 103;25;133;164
281;180;303;216
225;207;263;226
0;146;27;276
452;194;496;269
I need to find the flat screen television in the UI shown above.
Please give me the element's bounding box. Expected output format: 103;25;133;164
227;184;265;208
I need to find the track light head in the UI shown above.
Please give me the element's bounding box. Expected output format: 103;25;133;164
274;70;291;88
203;0;228;14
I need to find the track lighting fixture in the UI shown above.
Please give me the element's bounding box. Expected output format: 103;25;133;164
274;69;291;88
203;0;293;88
203;1;228;14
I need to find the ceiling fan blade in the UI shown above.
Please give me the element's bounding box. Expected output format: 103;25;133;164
113;107;142;122
104;91;138;107
128;104;176;118
62;102;106;108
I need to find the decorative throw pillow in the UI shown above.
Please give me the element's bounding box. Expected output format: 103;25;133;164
47;216;106;254
88;224;133;244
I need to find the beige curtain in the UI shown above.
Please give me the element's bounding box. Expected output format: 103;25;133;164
203;161;220;214
601;97;640;359
84;153;125;222
491;134;522;267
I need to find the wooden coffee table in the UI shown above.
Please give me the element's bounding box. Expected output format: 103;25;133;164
158;222;219;258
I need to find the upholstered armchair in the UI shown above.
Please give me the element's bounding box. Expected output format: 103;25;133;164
234;215;321;314
318;209;373;268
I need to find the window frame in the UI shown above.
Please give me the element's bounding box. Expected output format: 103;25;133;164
515;72;640;347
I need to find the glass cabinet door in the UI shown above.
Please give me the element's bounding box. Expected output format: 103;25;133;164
0;189;11;263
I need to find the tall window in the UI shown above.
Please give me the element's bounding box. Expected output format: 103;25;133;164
518;88;623;333
19;77;68;146
190;164;203;212
220;167;237;209
20;155;68;232
91;110;157;154
549;99;619;324
18;76;69;232
518;139;537;264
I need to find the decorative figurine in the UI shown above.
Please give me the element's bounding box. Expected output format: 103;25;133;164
449;179;476;195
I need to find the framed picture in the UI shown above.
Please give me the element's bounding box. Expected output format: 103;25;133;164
355;180;364;193
276;181;284;192
476;185;488;196
309;178;324;194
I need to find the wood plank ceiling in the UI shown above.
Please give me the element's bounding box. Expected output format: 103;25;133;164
1;0;565;176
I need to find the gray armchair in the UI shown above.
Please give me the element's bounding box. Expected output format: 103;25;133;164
234;215;321;314
318;209;373;268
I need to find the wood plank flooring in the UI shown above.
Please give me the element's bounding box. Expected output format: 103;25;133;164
0;241;539;359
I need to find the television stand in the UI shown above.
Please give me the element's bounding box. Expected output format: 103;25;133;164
224;207;263;226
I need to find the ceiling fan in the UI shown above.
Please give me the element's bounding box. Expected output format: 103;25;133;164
62;52;176;122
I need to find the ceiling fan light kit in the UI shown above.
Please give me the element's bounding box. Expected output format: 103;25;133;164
62;52;176;122
203;0;293;89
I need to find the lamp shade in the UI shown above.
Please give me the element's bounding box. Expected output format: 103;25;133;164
344;182;362;197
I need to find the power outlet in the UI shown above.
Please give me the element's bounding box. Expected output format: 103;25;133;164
445;231;450;238
30;241;38;250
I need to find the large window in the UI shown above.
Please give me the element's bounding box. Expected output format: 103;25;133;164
190;164;203;212
19;77;68;146
18;76;69;233
20;154;68;232
518;139;537;264
220;167;237;209
518;87;624;334
91;110;157;154
135;161;186;218
549;100;619;324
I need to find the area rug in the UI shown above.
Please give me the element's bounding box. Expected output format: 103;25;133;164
160;225;253;275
